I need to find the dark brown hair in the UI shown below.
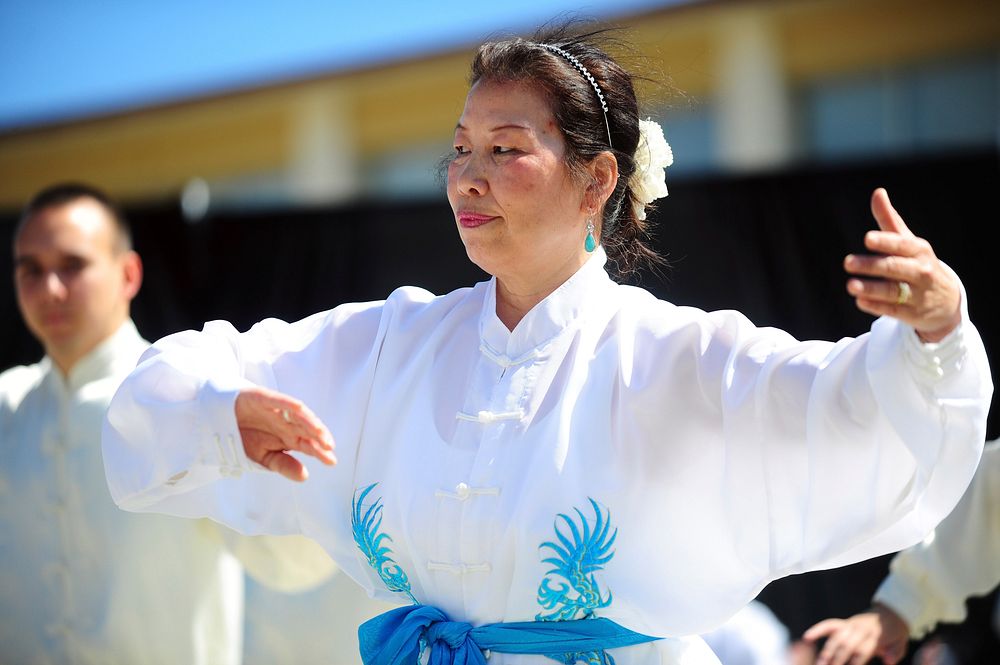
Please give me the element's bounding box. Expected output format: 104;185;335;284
469;23;664;279
17;182;132;253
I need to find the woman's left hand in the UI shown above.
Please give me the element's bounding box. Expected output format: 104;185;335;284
845;188;961;343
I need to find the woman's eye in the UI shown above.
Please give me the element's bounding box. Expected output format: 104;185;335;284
454;145;469;156
493;146;513;155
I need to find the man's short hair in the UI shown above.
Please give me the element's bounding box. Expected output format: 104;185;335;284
17;182;133;252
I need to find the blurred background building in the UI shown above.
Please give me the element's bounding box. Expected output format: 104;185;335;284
1;0;998;663
1;0;997;211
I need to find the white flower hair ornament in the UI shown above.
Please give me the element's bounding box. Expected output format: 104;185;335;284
628;119;673;221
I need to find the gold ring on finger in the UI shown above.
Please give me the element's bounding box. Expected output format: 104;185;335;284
282;409;292;423
896;281;912;305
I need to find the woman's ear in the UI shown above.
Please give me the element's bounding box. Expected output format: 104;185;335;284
584;151;619;213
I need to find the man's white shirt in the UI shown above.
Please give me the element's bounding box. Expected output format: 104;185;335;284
0;320;355;664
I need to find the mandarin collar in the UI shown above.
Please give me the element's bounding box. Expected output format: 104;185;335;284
47;320;146;394
479;247;614;358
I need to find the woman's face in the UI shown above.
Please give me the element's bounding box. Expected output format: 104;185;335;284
447;79;591;284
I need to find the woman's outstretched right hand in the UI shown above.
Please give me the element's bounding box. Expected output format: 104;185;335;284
235;386;336;482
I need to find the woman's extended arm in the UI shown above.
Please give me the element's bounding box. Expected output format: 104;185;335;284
102;300;390;536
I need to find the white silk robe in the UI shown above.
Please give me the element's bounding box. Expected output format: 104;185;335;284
102;249;992;665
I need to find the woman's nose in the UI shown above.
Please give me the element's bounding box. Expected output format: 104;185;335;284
455;155;488;198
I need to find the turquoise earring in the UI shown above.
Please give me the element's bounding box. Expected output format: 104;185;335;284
585;219;597;253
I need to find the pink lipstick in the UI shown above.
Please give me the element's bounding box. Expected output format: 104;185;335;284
457;211;497;228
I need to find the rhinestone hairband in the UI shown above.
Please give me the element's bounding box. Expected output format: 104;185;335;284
538;43;613;150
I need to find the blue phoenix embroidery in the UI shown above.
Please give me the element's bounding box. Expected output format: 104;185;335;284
352;483;417;603
536;498;618;665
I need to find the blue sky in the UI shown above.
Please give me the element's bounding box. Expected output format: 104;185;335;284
0;0;681;131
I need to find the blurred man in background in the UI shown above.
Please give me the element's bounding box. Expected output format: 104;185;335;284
0;183;340;664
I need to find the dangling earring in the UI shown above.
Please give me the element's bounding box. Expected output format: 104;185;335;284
585;218;597;253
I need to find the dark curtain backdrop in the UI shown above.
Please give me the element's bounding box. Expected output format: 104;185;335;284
2;150;997;654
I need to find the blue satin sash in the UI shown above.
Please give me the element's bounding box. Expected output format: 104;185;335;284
358;604;660;665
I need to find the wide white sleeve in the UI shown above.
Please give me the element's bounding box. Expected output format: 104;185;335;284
618;283;991;621
740;306;992;577
767;310;992;575
102;297;392;541
873;440;1000;638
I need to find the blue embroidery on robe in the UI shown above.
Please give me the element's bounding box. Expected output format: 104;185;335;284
352;483;417;603
536;498;619;665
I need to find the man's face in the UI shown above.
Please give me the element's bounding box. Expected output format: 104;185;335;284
14;198;138;370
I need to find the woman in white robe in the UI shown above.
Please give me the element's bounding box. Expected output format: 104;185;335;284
102;27;992;665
